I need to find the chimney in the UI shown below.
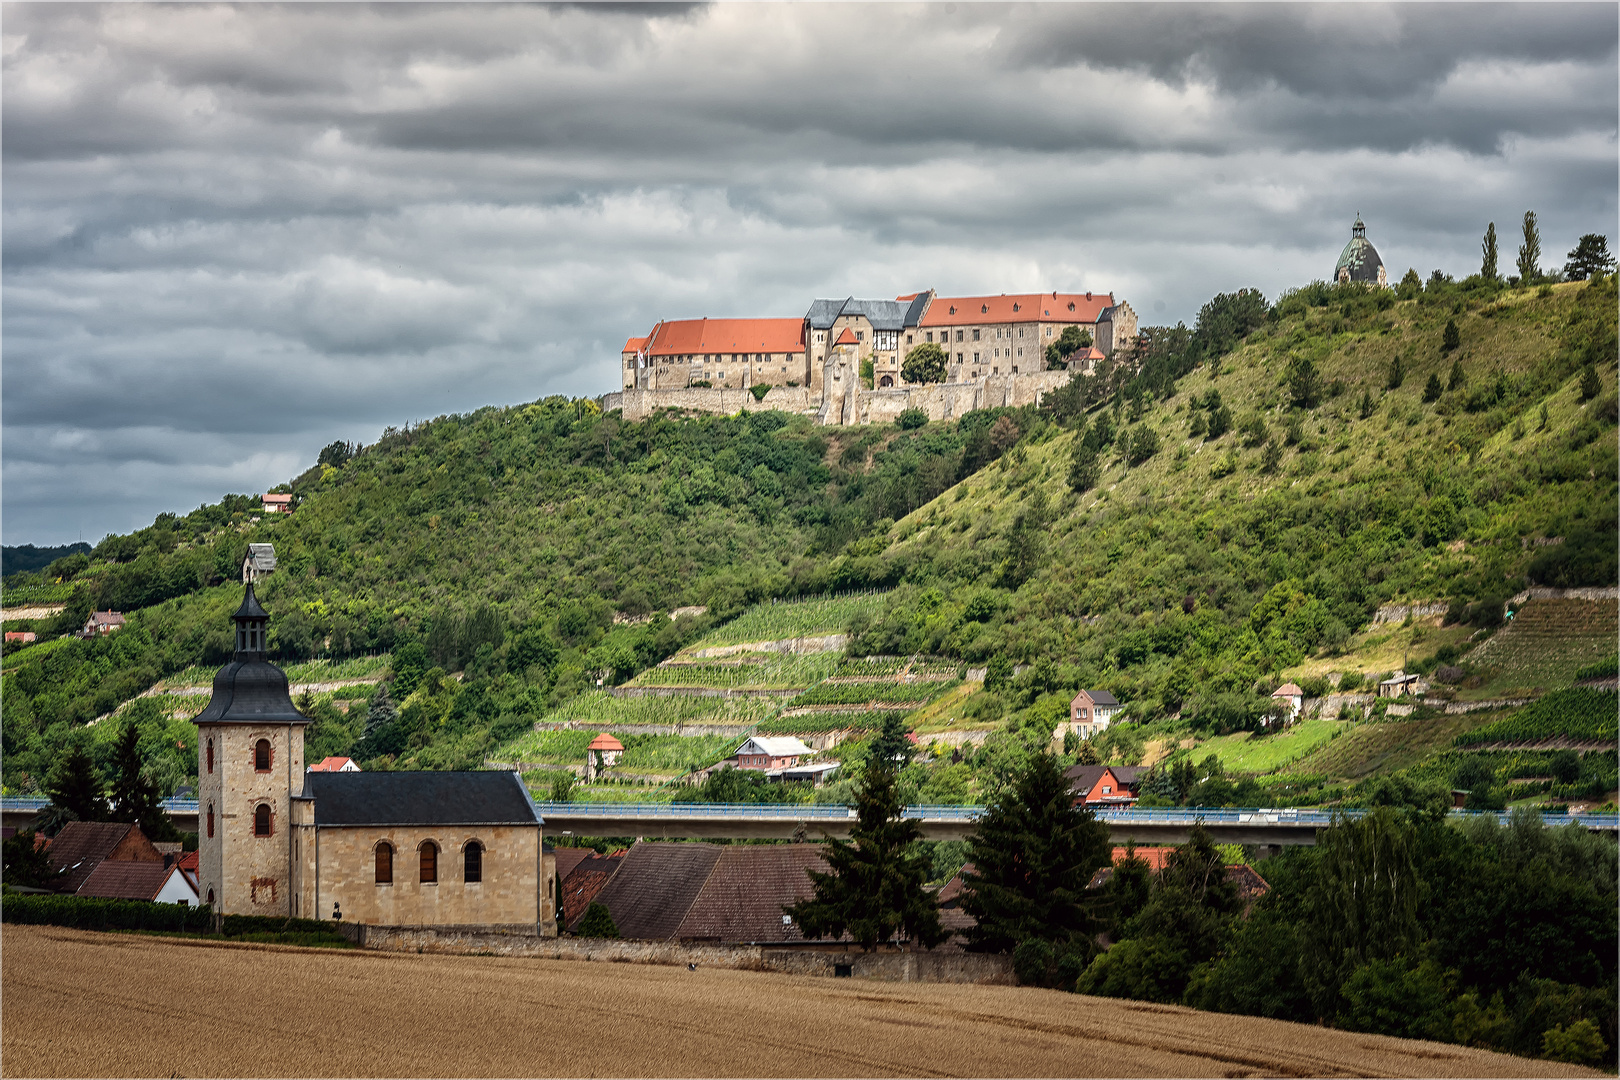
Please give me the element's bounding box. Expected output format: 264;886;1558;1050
1086;291;1092;301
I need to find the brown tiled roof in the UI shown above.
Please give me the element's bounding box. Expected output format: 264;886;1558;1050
76;861;173;901
584;842;722;940
45;822;152;895
1227;863;1271;903
560;853;626;931
675;845;828;944
937;863;976;906
552;847;593;883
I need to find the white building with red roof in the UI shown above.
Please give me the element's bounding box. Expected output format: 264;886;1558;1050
307;756;360;773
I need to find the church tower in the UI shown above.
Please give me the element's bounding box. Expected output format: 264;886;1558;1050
193;584;310;916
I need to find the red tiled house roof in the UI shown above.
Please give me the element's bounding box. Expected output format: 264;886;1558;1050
641;317;805;358
919;292;1114;327
560;852;627;931
45;822;161;895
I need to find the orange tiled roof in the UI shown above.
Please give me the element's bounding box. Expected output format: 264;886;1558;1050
587;733;624;752
921;292;1113;327
642;317;805;358
834;327;859;346
622;335;649;353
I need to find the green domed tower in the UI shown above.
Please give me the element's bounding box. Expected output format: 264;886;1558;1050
1335;215;1387;287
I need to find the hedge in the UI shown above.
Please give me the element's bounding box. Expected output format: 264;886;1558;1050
1;891;348;943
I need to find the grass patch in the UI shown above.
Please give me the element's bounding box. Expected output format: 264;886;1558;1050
1195;720;1350;774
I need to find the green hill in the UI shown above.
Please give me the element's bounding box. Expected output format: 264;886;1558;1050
2;272;1614;807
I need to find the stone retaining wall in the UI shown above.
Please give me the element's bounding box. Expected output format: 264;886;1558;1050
338;923;1013;984
690;634;847;658
606;686;788;700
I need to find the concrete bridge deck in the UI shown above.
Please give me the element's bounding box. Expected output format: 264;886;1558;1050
4;798;1614;847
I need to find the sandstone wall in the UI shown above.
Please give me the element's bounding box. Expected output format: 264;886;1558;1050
341;924;1014;984
198;722;304;918
603;371;1073;427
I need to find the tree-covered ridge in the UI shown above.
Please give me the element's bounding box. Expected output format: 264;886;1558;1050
840;275;1618;724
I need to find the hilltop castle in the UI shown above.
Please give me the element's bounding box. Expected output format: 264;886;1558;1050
605;288;1136;425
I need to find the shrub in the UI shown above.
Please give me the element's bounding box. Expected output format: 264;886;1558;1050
1013;937;1055;985
1386;356;1405;389
1260;440;1283;474
1126;425;1160;466
577;901;620;938
1579;364;1602;401
1337;671;1363;693
750;384;772;401
1442;319;1461;353
896;407;928;430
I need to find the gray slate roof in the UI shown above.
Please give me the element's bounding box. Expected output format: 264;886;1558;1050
804;297;922;332
243;544;276;572
300;770;541;826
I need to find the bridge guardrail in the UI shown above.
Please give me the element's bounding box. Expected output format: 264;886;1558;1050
3;797;1612;831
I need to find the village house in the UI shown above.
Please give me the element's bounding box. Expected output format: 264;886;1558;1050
583;733;624;781
193;584;557;933
44;820;163;895
80;610;126;638
733;736;814;771
4;631;37;644
77;860;200;906
1065;764;1145;807
307;756;360;773
1065;689;1122;741
260;493;293;515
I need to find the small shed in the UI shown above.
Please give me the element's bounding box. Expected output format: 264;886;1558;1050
80;611;126;638
1378;672;1427;699
1270;682;1304;720
242;543;277;584
584;733;624;781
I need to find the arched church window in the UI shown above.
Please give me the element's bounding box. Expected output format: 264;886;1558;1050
207;804;215;838
207;887;214;906
254;803;272;837
419;841;438;883
375;842;393;884
254;739;271;771
206;738;213;773
464;841;483;883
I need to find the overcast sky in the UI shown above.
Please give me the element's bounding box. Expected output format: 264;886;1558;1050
4;2;1616;546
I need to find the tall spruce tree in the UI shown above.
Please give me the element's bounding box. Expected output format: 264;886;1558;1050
42;741;109;830
785;759;946;951
1516;210;1541;282
869;710;913;767
1480;222;1498;281
108;718;175;839
960;751;1112;952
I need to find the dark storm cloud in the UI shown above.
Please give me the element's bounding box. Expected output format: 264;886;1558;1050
3;2;1615;543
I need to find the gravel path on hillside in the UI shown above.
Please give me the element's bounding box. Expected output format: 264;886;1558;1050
3;925;1598;1079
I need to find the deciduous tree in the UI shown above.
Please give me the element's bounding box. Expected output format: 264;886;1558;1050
1480;222;1499;281
901;342;948;384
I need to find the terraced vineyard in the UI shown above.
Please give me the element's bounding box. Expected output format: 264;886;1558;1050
1455;687;1620;747
789;681;953;707
1465;598;1619;696
757;710;893;735
626;651;838;690
1290;711;1510;780
695;590;890;647
513;690;783;733
500;729;738;773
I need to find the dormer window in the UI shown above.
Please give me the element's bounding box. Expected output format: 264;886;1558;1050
1012;303;1020;312
980;304;988;314
1068;302;1076;311
948;306;956;315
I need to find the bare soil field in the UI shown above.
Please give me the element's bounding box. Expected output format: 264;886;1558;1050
1;924;1599;1079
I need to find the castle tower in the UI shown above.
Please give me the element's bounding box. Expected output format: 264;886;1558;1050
192;584;310;916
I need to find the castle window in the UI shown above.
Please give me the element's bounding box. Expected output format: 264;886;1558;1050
207;888;214;906
464;841;483;883
376;842;394;884
955;330;963;342
254;739;271;772
419;841;438;883
1047;327;1053;337
207;739;213;773
254;803;272;837
207;804;214;838
972;329;980;341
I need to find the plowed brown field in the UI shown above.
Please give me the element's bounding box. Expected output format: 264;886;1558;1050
0;925;1599;1078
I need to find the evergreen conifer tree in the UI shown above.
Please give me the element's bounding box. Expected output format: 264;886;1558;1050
108;718;176;840
1442;319;1460;353
1423;373;1444;402
959;751;1112;952
1480;222;1498;281
1563;234;1616;281
1448;359;1466;392
1580;364;1602;402
1068;439;1100;493
785;759;946;951
1386;355;1405;390
869;711;914;768
1516;210;1541;282
42;741;109;830
577;901;620;938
